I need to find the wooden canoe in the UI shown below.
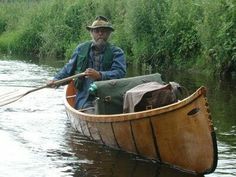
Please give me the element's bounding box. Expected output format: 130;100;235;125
64;82;218;175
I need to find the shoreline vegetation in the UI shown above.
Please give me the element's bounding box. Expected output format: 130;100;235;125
0;0;235;77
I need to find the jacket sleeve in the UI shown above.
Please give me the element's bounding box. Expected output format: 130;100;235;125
53;50;79;80
100;46;127;80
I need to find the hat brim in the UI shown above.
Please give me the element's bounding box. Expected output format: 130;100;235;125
86;26;114;31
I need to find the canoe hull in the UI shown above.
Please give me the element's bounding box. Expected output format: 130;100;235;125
64;82;217;174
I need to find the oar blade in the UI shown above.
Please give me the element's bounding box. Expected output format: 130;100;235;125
0;90;26;107
0;90;20;99
0;73;85;107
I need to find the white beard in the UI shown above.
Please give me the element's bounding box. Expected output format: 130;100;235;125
93;38;106;50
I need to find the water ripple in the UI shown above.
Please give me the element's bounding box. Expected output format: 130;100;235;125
1;59;236;177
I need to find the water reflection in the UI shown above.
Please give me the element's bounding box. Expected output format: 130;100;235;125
66;129;204;177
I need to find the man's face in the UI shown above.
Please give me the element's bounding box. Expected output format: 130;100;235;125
90;27;112;48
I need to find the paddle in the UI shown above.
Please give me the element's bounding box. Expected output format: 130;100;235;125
0;73;85;107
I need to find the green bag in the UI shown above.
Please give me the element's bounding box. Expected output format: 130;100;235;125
90;73;164;114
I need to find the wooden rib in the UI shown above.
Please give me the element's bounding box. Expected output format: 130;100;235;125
131;118;159;159
149;118;162;162
111;122;120;149
112;121;137;153
68;111;84;135
87;122;102;143
96;122;118;148
80;119;90;137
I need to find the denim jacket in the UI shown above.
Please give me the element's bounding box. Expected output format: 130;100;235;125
54;41;127;109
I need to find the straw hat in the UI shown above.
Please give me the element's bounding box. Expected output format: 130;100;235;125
86;16;114;31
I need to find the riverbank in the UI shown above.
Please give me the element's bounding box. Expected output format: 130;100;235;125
0;0;235;76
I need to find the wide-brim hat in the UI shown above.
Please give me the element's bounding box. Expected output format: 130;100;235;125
86;16;114;31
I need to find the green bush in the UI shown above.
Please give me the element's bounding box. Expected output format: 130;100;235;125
196;0;236;74
0;0;235;75
0;19;7;34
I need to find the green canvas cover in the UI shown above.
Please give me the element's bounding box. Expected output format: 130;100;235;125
90;73;164;114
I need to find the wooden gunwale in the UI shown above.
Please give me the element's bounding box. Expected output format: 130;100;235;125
64;86;207;123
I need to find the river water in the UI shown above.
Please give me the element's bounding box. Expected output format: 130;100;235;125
0;55;235;177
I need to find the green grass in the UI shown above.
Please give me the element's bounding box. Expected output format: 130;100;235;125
0;0;235;75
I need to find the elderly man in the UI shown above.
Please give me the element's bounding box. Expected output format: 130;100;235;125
48;16;126;109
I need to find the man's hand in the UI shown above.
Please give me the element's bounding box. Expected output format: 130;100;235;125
85;68;101;80
46;80;58;88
